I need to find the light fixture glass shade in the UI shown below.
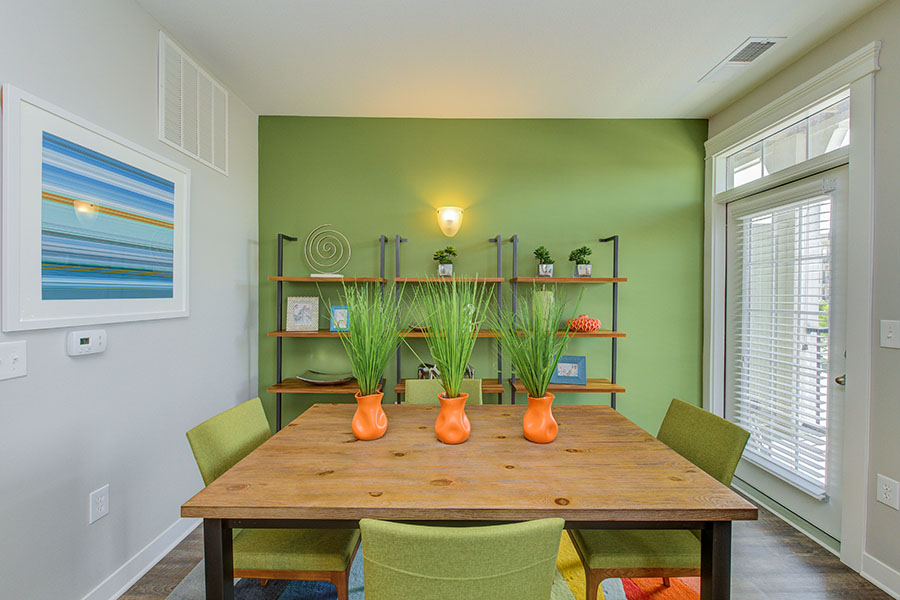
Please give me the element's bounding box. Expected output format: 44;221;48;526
437;206;463;237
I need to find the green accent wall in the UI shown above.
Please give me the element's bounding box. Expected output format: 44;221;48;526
258;117;707;434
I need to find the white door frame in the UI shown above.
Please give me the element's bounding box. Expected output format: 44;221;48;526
702;41;880;571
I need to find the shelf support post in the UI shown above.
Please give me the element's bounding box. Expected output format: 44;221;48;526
599;235;619;410
490;235;503;404
276;233;298;430
394;235;407;404
508;235;519;404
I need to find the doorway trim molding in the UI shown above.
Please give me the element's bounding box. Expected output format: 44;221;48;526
702;41;880;572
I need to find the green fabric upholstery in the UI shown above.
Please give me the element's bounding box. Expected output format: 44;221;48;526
405;379;483;405
186;398;359;575
656;398;750;487
185;397;272;486
233;528;359;572
360;518;563;600
569;529;700;570
571;399;749;579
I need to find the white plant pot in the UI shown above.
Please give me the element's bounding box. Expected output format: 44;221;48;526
576;264;592;277
437;263;453;277
538;263;554;277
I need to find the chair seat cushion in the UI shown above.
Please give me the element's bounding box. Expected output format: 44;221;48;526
233;528;360;573
569;529;700;571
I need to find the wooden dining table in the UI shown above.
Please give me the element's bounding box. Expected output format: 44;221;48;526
182;403;757;600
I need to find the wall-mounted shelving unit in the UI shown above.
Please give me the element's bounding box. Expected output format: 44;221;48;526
393;234;505;404
507;235;626;409
268;233;388;430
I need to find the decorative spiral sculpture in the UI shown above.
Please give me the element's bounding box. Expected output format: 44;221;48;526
304;224;351;274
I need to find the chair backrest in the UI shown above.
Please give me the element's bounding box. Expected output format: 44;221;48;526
360;518;563;600
185;397;272;486
656;398;750;486
405;379;483;405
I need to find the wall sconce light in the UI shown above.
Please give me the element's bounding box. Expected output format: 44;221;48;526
437;206;463;237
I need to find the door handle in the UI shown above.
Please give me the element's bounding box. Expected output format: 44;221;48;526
835;374;846;386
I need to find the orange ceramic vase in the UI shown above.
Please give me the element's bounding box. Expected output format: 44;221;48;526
435;392;471;444
352;391;388;441
523;393;558;443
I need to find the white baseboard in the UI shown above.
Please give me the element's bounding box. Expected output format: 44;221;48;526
80;517;200;600
861;552;900;599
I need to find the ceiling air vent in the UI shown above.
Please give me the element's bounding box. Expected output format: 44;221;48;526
699;37;783;83
158;31;228;175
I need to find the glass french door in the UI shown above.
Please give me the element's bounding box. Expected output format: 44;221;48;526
724;166;848;540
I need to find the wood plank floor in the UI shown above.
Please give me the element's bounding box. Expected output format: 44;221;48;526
119;503;891;599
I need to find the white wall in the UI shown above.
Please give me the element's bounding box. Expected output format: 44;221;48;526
0;1;258;599
709;0;900;589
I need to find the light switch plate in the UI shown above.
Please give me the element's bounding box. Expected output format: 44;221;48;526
0;341;27;381
880;320;900;349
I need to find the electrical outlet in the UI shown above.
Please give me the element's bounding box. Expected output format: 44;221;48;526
876;474;900;510
89;485;109;524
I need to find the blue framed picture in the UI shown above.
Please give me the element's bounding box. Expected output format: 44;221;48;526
550;355;587;385
329;305;349;332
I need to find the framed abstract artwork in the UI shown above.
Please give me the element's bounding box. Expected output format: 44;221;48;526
286;297;318;332
329;305;349;332
1;85;190;331
550;355;587;385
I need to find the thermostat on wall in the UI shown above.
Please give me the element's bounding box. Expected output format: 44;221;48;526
66;330;107;356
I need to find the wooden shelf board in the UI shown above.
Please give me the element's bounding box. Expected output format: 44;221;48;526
268;378;383;395
509;378;625;394
268;276;384;283
394;277;504;283
394;379;505;395
402;329;499;338
537;329;625;338
509;276;627;283
268;330;345;338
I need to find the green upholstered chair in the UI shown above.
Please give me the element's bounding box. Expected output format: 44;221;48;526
568;399;750;600
404;378;483;405
360;518;564;600
186;398;360;599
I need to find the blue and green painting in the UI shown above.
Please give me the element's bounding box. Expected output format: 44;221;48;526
40;132;175;300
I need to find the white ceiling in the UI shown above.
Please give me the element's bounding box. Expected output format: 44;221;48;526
137;0;882;118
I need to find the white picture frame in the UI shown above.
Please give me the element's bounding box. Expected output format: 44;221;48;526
1;85;190;331
286;296;318;332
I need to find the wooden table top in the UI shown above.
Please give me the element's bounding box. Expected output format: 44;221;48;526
182;404;757;523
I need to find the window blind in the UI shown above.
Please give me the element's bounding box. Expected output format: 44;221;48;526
728;195;832;499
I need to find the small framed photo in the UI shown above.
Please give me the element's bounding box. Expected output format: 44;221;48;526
550;355;587;385
286;296;318;331
330;305;350;332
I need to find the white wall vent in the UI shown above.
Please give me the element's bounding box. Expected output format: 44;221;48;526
699;37;784;84
158;31;228;175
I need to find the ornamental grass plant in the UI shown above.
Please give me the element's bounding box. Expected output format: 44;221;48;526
408;278;491;399
487;286;581;399
335;283;406;396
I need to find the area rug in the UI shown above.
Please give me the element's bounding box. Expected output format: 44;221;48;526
556;533;700;600
167;548;576;599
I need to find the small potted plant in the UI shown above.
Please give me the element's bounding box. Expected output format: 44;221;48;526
487;286;581;443
335;283;406;440
533;246;555;277
433;245;457;277
569;246;593;277
409;279;490;444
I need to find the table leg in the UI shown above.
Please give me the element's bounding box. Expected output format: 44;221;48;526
204;518;234;600
700;521;731;599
